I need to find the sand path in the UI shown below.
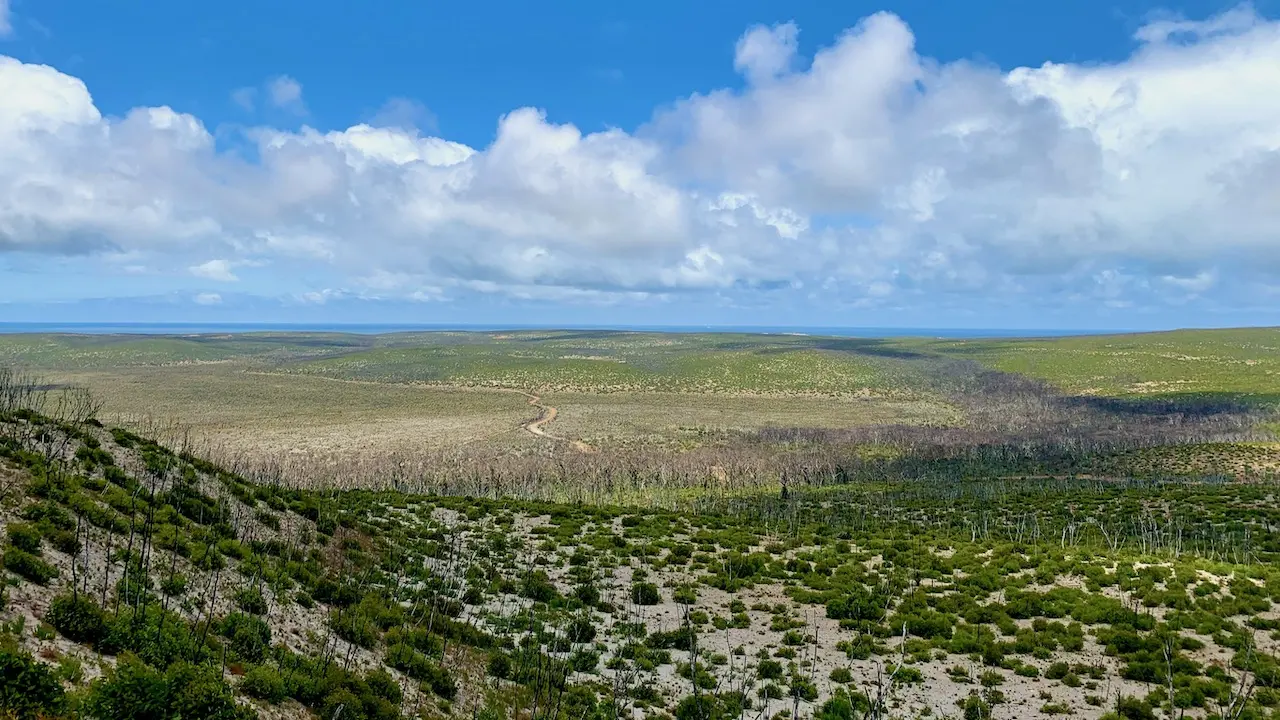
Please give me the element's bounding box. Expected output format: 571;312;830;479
518;391;595;453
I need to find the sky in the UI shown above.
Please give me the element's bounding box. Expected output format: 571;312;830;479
2;1;1280;329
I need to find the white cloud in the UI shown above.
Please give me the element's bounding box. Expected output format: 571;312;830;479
296;288;344;305
368;97;438;133
267;75;304;112
231;86;256;112
193;292;222;305
2;6;1280;314
189;259;239;282
655;6;1280;301
734;22;799;85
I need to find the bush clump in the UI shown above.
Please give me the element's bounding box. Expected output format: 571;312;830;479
45;593;107;644
631;582;661;606
0;648;66;720
6;523;42;554
3;547;58;585
487;652;512;679
235;586;268;615
241;665;286;703
218;612;272;663
86;655;254;720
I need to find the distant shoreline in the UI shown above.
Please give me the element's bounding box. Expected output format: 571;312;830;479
0;322;1128;339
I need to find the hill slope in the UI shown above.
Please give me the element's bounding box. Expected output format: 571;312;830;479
2;389;1280;719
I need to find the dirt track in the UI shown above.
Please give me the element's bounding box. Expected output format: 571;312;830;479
519;391;594;453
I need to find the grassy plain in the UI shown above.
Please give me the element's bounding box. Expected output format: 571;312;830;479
0;330;959;465
1;327;1278;494
921;327;1280;400
53;366;532;456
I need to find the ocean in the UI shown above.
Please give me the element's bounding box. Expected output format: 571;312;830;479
0;322;1124;339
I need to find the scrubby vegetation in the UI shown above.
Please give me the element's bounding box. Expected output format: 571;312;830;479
0;326;1279;719
5;329;1278;501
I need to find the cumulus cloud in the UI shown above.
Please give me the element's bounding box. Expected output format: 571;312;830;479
190;259;239;282
2;6;1280;314
193;293;222;305
655;6;1280;300
733;22;799;84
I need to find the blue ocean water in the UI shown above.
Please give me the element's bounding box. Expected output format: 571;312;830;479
0;322;1124;339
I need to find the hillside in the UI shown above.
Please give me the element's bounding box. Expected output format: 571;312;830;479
2;374;1280;719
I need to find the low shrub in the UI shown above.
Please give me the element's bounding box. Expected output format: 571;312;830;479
45;593;107;644
6;523;42;554
235;586;268;615
241;665;286;703
86;655;254;720
0;648;66;719
218;612;272;663
3;547;58;585
631;582;661;606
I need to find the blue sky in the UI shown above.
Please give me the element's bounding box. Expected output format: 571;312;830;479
2;0;1280;329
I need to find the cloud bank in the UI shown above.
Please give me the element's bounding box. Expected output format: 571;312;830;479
2;6;1280;315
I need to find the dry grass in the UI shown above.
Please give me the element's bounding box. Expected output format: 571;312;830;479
52;366;532;457
542;390;959;450
46;365;959;463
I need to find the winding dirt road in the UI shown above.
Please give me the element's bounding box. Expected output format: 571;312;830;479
518;391;594;453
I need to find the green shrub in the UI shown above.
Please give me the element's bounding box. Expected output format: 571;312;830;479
330;608;379;649
45;592;107;644
487;652;512;679
160;574;187;597
83;656;171;720
45;528;81;555
758;660;783;681
423;661;457;699
3;547;58;584
6;523;42;554
1115;696;1156;720
675;692;751;720
570;649;599;672
815;689;869;720
1014;663;1040;678
235;586;268;615
826;587;887;622
97;604;212;667
365;668;403;706
0;648;66;719
218;612;272;663
241;665;286;703
86;656;254;720
960;693;991;720
567;616;597;643
520;571;559;603
631;582;661;606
